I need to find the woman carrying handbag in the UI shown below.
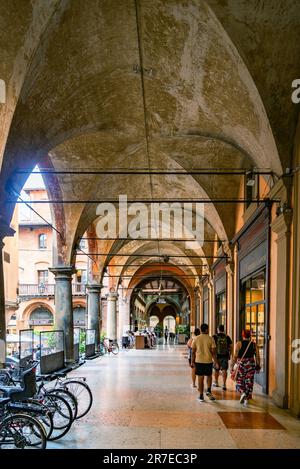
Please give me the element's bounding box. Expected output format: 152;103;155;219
230;329;261;406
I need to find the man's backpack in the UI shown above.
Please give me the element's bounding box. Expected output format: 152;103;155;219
216;334;229;356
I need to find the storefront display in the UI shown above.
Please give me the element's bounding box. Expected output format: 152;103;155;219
214;259;227;332
235;206;270;393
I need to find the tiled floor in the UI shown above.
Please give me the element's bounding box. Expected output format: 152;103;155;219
49;344;300;449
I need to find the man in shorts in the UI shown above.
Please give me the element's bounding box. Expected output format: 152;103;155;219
213;324;233;391
192;323;218;402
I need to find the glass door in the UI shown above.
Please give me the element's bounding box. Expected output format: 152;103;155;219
240;270;267;391
256;302;265;387
216;291;226;331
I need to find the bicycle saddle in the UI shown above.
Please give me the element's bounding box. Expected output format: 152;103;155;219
54;371;67;378
0;365;37;402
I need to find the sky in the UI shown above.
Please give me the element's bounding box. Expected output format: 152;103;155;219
20;166;46;220
22;166;45;190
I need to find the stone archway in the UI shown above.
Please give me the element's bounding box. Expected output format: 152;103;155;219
149;315;159;329
147;302;179;335
163;315;176;334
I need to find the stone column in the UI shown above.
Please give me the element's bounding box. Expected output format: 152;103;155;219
291;158;300;417
271;211;292;408
199;284;203;325
106;292;118;340
226;261;234;341
86;283;102;348
208;276;215;333
118;296;130;341
194;287;200;327
0;241;6;367
0;222;15;368
49;266;76;364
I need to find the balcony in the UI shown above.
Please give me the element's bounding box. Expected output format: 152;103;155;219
18;283;86;298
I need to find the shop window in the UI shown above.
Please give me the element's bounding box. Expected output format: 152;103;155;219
241;270;266;380
8;314;17;326
216;291;226;330
203;299;209;324
75;269;87;284
203;286;209;325
38;233;47;249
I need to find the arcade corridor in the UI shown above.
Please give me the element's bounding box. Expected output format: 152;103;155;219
1;1;300;452
49;346;300;449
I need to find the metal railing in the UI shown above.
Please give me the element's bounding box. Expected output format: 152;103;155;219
18;283;86;297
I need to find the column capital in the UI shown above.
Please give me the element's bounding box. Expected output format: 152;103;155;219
225;261;234;276
271;211;293;238
49;265;76;279
222;241;233;260
86;283;103;293
207;275;214;288
106;291;118;300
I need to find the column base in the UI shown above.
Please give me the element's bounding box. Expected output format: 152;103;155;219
291;400;300;418
272;389;289;409
65;358;76;366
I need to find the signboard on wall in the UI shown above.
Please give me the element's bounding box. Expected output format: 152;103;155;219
215;275;226;294
240;240;267;279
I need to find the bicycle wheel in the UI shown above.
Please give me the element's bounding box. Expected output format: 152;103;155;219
37;412;53;440
47;388;78;420
0;413;47;449
63;379;93;419
13;400;54;440
111;343;119;355
42;393;73;441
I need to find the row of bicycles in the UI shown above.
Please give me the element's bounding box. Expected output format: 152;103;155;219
0;361;93;449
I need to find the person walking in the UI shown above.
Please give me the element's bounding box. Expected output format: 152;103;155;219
187;328;200;388
164;326;169;344
230;329;261;406
192;323;218;402
213;324;233;391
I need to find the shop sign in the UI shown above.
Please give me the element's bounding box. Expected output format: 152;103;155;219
240;241;267;279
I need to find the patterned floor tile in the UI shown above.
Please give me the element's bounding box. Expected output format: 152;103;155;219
218;411;285;429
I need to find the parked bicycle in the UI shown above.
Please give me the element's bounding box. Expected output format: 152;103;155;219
0;362;74;442
100;337;119;355
0;397;47;449
39;371;93;420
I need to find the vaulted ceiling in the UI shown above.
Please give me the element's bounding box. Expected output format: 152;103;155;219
0;0;299;285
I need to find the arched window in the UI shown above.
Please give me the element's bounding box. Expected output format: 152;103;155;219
163;315;176;334
38;233;47;249
149;315;159;328
29;307;53;326
8;314;17;326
